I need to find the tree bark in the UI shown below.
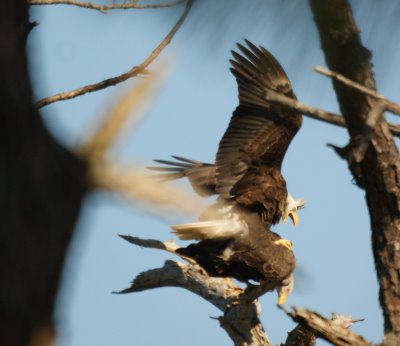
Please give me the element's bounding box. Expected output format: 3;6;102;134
283;306;372;346
0;1;88;345
310;1;400;345
118;236;271;346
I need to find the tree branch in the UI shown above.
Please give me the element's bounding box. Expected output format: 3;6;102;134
117;235;271;346
28;0;186;14
34;0;192;108
262;88;400;137
281;306;371;346
315;66;400;115
283;324;316;346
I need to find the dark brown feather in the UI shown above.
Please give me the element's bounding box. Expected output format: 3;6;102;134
149;40;302;225
214;40;302;224
177;210;295;283
148;156;216;197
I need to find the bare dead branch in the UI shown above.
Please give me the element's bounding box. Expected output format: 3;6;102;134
263;88;400;137
315;66;400;115
28;0;185;13
281;306;372;346
117;235;272;345
116;260;239;310
34;0;192;108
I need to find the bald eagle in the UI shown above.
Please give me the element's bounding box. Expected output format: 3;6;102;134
148;41;303;303
150;39;304;227
173;206;295;304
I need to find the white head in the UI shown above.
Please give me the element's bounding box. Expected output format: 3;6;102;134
282;193;305;225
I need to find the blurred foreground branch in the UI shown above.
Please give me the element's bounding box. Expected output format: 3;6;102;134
34;0;192;108
76;67;204;218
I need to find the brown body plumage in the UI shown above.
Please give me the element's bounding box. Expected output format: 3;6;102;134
150;40;302;226
176;210;295;284
151;40;300;302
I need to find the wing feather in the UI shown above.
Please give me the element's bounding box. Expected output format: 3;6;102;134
215;41;302;198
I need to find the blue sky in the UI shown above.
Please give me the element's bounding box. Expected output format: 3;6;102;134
28;1;400;345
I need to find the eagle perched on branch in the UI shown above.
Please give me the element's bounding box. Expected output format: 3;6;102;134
150;40;303;303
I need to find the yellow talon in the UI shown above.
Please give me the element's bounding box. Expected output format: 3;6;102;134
273;239;293;251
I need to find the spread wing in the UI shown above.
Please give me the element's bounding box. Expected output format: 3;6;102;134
215;40;302;198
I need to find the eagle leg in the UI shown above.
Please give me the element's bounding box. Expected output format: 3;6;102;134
276;273;294;305
273;238;293;251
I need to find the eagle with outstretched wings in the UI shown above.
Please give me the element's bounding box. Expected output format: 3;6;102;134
150;40;303;303
150;39;304;226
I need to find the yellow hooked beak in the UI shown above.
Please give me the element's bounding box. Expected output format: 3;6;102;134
282;211;299;226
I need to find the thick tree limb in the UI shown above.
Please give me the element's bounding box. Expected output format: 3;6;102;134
283;324;316;346
315;66;400;115
117;260;239;310
117;235;271;346
282;306;371;346
310;1;400;345
28;0;185;13
34;0;192;108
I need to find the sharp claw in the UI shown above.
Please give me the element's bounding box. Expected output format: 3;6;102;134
273;239;293;251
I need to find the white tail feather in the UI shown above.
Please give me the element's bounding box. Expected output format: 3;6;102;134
171;220;245;240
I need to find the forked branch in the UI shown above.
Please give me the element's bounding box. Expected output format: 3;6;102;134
34;0;192;108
